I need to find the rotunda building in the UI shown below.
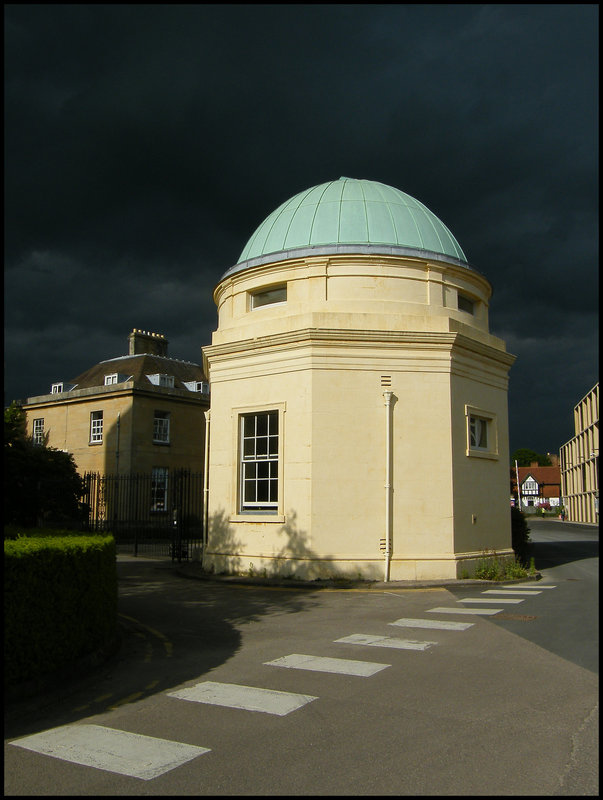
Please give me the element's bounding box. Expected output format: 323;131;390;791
202;177;515;580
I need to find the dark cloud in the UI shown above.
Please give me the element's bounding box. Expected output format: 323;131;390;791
4;4;598;454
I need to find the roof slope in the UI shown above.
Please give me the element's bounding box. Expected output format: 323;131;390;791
70;353;206;392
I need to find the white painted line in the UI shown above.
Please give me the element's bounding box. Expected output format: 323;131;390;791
389;617;474;631
427;606;502;615
511;583;556;589
457;597;524;604
335;633;437;650
10;724;209;781
482;589;542;595
264;653;390;676
167;681;317;716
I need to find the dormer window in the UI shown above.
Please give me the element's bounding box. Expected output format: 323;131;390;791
146;373;175;388
184;380;210;394
250;284;287;310
51;383;63;393
104;374;118;385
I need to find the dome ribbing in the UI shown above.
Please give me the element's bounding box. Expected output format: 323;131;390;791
231;178;468;276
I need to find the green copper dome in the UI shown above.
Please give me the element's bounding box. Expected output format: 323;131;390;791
225;177;469;279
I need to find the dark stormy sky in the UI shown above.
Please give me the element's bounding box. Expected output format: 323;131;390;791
4;4;598;456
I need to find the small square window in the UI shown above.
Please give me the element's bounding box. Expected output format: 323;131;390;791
466;406;498;459
104;374;118;385
51;383;63;393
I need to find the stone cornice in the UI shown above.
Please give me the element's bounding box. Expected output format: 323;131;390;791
203;327;515;368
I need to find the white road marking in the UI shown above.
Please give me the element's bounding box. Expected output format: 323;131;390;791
482;589;542;595
457;597;524;604
427;606;502;615
334;633;437;650
10;724;209;781
264;653;390;676
167;681;317;716
511;583;557;588
389;617;474;631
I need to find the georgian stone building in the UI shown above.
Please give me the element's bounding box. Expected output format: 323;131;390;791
202;177;515;580
23;329;209;486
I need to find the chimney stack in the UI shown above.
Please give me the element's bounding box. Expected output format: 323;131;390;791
128;329;168;357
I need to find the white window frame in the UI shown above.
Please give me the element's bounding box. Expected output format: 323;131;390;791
146;373;175;388
151;467;169;511
153;410;170;444
250;284;287;310
90;410;103;444
231;403;286;521
104;373;118;385
465;405;498;459
33;418;44;445
51;382;63;393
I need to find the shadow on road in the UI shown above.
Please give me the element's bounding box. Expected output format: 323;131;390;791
5;556;322;741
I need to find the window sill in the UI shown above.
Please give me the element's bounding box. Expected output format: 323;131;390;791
230;513;285;524
153;441;171;446
466;449;499;460
89;441;103;446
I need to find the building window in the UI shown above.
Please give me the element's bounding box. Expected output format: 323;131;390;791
153;411;170;443
522;478;539;495
51;382;63;393
146;373;175;388
151;467;168;511
90;411;103;443
104;373;118;385
458;292;475;315
466;405;498;459
240;410;279;512
250;284;287;310
33;418;44;445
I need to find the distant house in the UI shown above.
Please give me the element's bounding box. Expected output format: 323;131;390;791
560;382;599;523
510;462;562;509
22;329;209;483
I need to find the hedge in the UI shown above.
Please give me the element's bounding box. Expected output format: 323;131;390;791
4;531;117;688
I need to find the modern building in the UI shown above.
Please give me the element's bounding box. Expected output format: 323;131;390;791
560;382;599;523
23;329;209;487
202;177;516;580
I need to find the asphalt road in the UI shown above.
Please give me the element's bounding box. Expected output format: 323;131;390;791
4;520;598;795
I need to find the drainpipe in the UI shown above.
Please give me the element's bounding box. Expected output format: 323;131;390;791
115;411;121;475
383;391;393;582
203;410;211;551
515;460;521;510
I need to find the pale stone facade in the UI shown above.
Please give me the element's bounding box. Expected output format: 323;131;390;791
560;382;599;523
202;179;515;580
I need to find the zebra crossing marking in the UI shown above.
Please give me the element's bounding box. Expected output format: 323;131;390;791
457;597;524;604
427;606;502;615
264;653;390;676
10;724;209;780
482;589;542;595
167;681;317;716
510;583;557;589
389;617;474;631
334;633;437;650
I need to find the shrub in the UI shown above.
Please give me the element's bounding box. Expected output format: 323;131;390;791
4;532;117;687
511;506;531;565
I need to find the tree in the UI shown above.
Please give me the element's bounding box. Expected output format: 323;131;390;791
4;402;83;529
511;448;552;467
